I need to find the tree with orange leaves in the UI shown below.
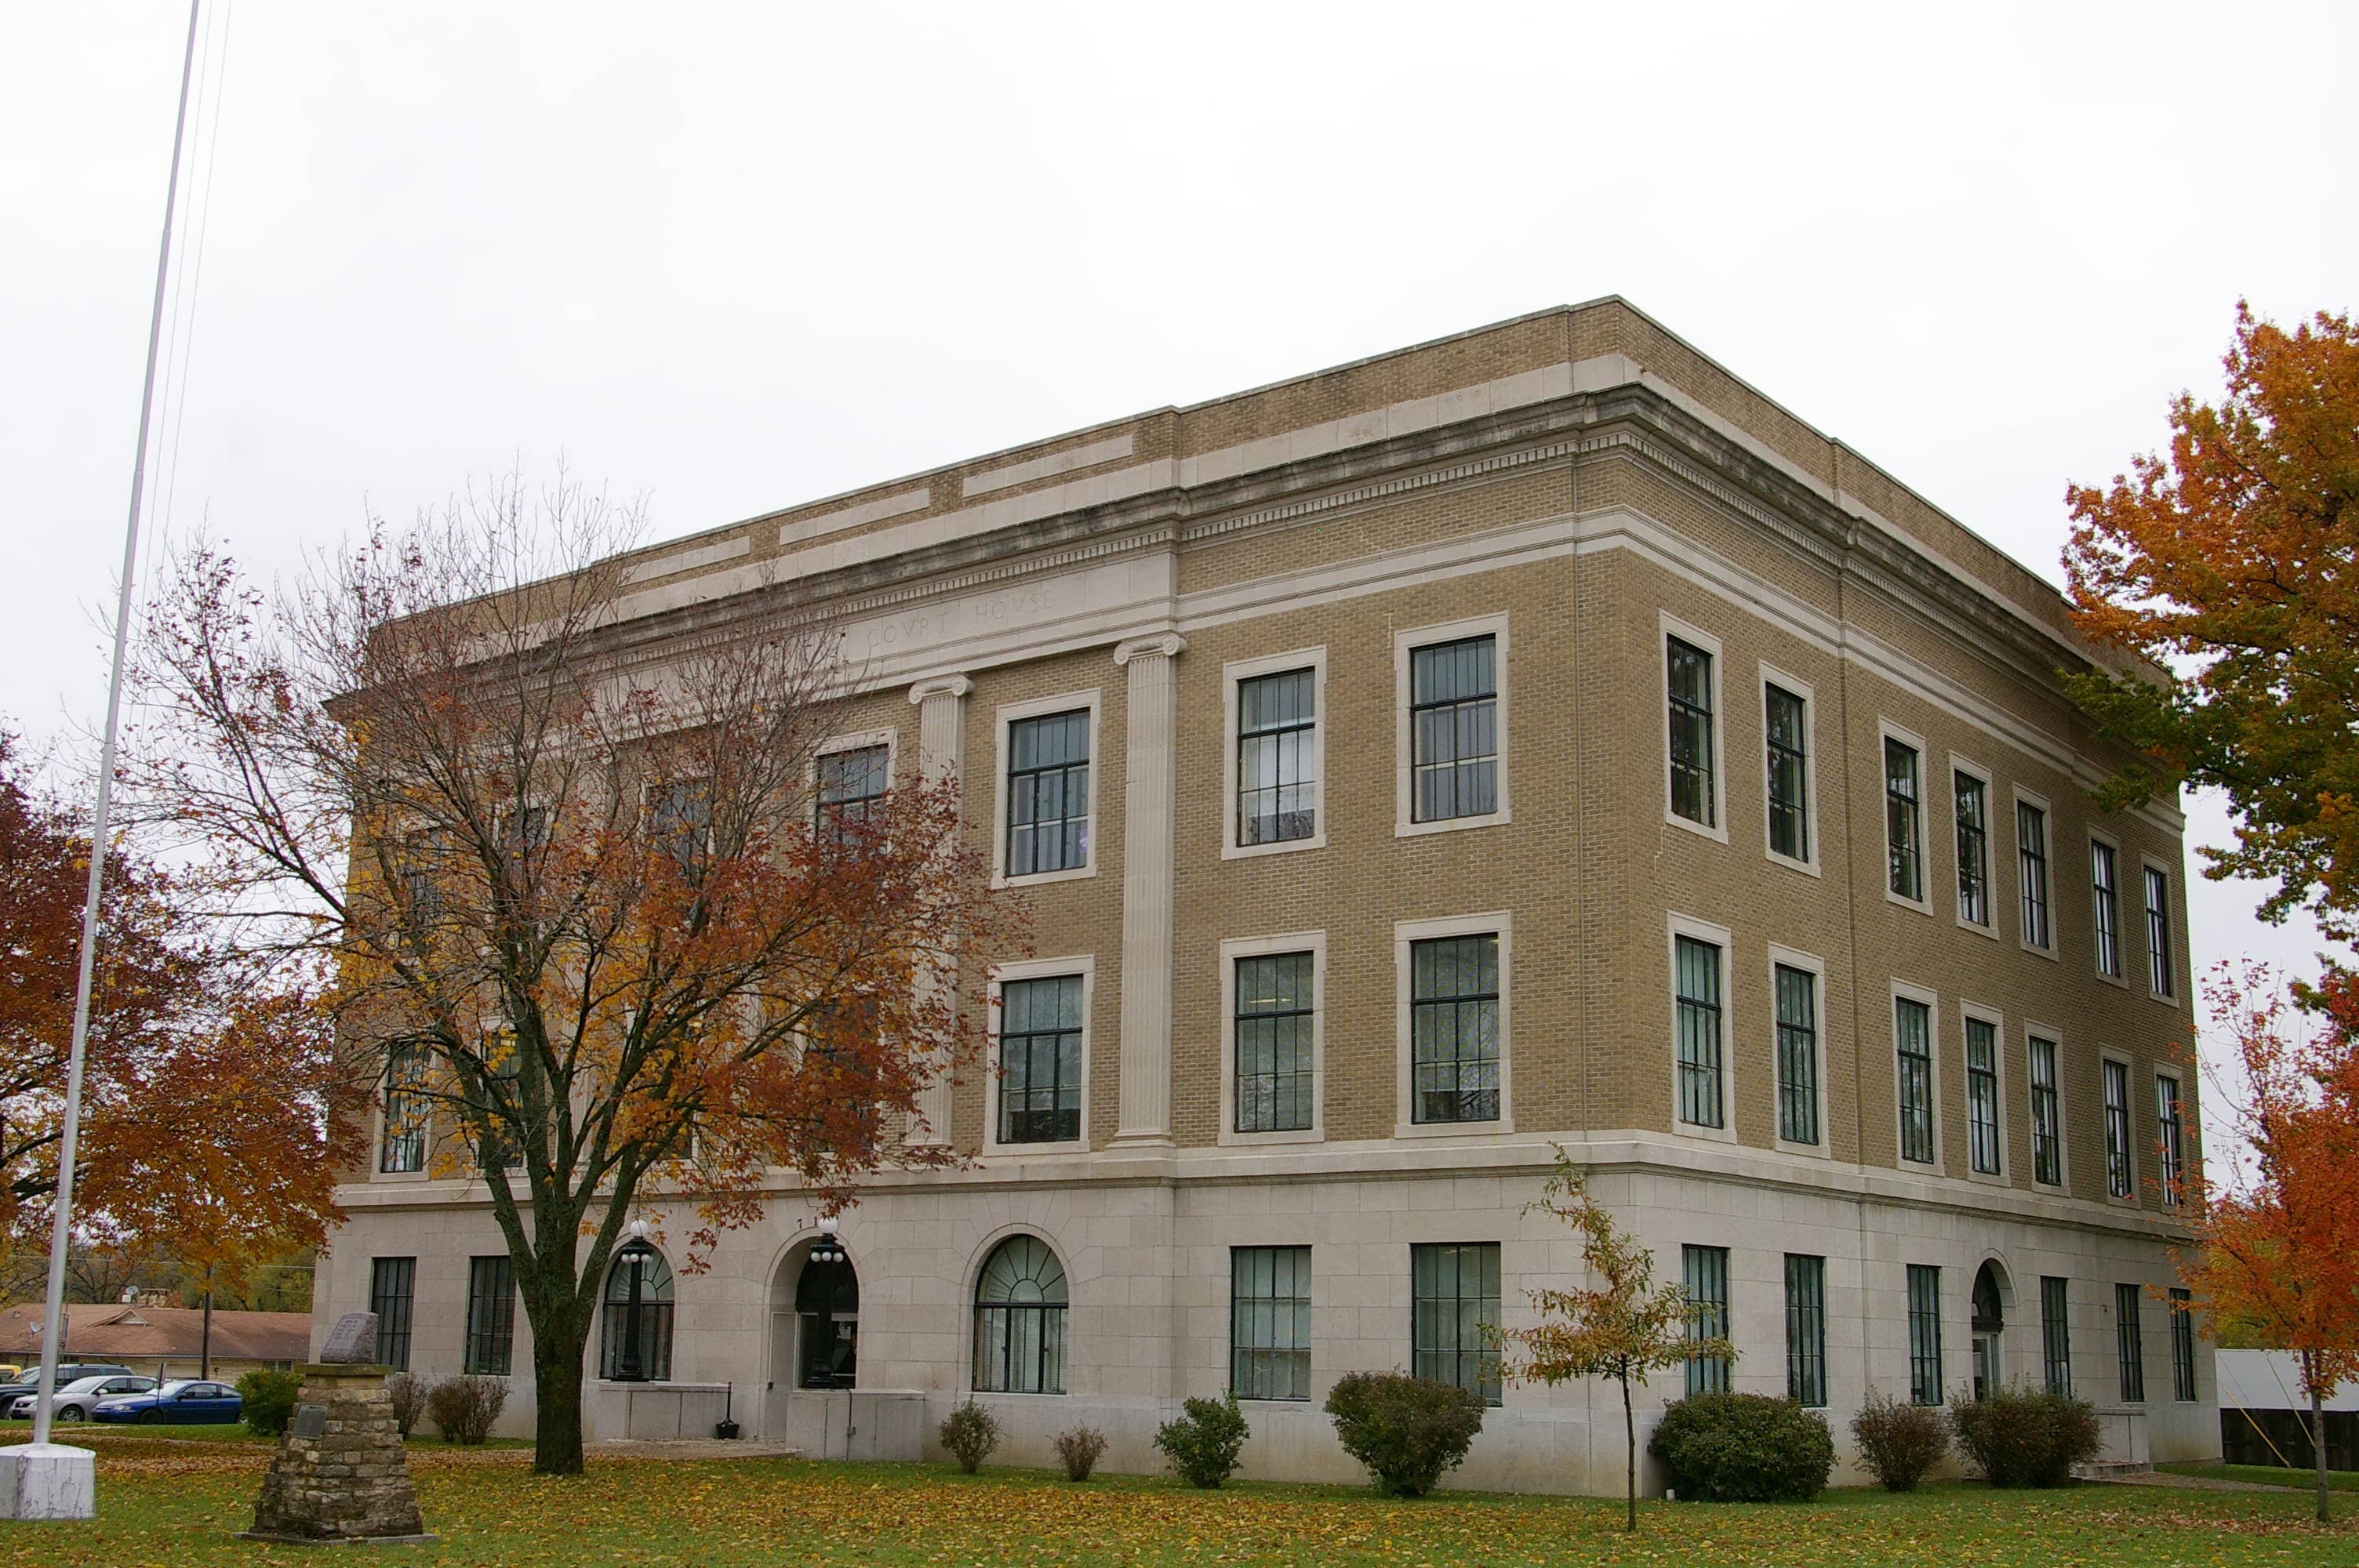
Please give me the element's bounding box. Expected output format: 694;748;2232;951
132;472;1006;1475
0;728;354;1301
2175;962;2359;1522
2062;303;2359;941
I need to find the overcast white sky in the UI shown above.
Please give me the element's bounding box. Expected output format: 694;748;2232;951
4;2;2352;1113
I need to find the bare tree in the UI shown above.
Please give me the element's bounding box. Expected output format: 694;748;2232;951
133;471;1002;1474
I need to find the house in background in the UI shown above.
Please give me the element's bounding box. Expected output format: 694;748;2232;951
0;1302;307;1385
2216;1349;2357;1472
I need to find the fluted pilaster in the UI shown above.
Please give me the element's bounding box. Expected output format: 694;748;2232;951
1111;633;1184;1145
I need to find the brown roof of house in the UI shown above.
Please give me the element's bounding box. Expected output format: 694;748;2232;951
0;1303;309;1363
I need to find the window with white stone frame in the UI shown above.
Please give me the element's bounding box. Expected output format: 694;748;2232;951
991;967;1089;1148
1398;619;1507;833
1895;991;1938;1166
2027;1032;2065;1188
2091;837;2123;980
1883;729;1928;906
2103;1055;2135;1200
2156;1072;2186;1206
1954;764;1992;929
1666;633;1719;830
1965;1012;2003;1177
2144;863;2175;999
1394;912;1510;1135
1763;674;1814;866
2016;795;2053;951
1674;933;1728;1131
1004;710;1092;878
1773;956;1823;1147
1224;937;1321;1140
1232;660;1321;851
973;1235;1068;1395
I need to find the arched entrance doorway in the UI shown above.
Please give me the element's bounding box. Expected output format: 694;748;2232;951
767;1238;861;1455
795;1240;859;1389
1971;1261;2008;1399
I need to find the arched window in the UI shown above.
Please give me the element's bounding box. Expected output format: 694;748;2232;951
796;1242;860;1389
972;1236;1067;1394
600;1241;674;1382
1970;1260;2008;1401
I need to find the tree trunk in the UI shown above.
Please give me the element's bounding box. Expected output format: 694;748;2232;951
2314;1388;2332;1524
532;1308;588;1476
1622;1370;1637;1533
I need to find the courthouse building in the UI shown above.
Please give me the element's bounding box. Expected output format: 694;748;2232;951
314;299;2217;1488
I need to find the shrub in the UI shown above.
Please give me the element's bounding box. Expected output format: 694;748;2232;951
425;1374;509;1445
938;1400;1002;1474
1324;1371;1486;1498
1947;1388;2104;1487
1154;1393;1249;1489
237;1369;304;1437
1053;1425;1108;1483
1648;1392;1835;1503
1850;1392;1950;1492
385;1371;430;1439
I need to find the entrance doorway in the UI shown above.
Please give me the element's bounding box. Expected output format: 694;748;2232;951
1971;1261;2007;1399
795;1241;859;1389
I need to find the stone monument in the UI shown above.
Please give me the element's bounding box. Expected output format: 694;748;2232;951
242;1312;433;1545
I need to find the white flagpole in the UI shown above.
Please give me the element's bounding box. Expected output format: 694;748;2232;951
31;0;206;1455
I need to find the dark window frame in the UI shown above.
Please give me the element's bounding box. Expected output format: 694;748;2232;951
1885;737;1925;902
1230;1245;1312;1402
2145;865;2175;996
1906;1264;1944;1406
997;973;1085;1146
1674;935;1725;1130
1005;709;1092;878
815;742;892;841
1785;1254;1827;1408
1896;996;1936;1165
1409;934;1500;1125
599;1240;674;1383
1233;950;1315;1134
2103;1058;2135;1199
2041;1276;2073;1396
464;1254;516;1376
1666;635;1717;828
2169;1287;2198;1402
369;1257;416;1372
1764;682;1810;861
1236;667;1318;847
1684;1243;1732;1396
2018;800;2052;948
1411;1241;1501;1406
1408;635;1500;825
2028;1034;2063;1187
1965;1015;2002;1176
2092;840;2122;978
2157;1073;2186;1206
1955;770;1991;926
1775;962;1820;1145
379;1044;429;1174
2115;1282;2146;1403
972;1235;1069;1396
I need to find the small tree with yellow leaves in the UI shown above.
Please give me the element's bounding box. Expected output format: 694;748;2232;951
1499;1152;1733;1531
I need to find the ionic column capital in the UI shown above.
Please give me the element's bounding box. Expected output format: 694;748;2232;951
1112;633;1186;666
907;673;973;704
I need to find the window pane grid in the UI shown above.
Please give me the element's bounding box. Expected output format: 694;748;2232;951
1410;935;1499;1124
2092;843;2121;977
2145;867;2173;995
816;743;891;837
2104;1059;2134;1198
1956;773;1990;925
380;1044;427;1174
1238;669;1318;845
1885;739;1924;901
2116;1282;2146;1403
2018;802;2051;947
973;1236;1069;1395
1006;711;1091;876
1675;936;1725;1129
1234;952;1314;1133
2170;1288;2197;1402
369;1258;416;1372
1412;1243;1501;1405
1765;684;1809;859
1896;998;1935;1164
2041;1276;2073;1395
465;1254;515;1376
1409;637;1498;823
1230;1247;1312;1401
2029;1036;2063;1186
1683;1245;1731;1396
1785;1254;1827;1407
1966;1018;2001;1175
1906;1265;1943;1406
998;975;1085;1145
1775;964;1819;1145
2157;1075;2185;1205
1667;637;1716;826
600;1242;674;1382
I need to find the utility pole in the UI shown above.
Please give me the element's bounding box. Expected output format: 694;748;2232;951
2;1;206;1523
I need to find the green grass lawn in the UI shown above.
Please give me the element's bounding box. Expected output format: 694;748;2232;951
2157;1460;2359;1493
1;1439;2352;1567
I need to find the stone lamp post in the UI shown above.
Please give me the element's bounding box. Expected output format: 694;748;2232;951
242;1312;433;1545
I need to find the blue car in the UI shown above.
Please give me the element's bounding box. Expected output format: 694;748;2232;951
90;1378;243;1425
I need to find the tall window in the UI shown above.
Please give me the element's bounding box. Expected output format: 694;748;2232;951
2103;1058;2134;1199
2115;1282;2146;1402
1230;1247;1311;1401
1765;684;1810;860
973;1236;1068;1395
1238;668;1318;845
1906;1265;1943;1406
1410;935;1499;1124
1885;738;1925;902
465;1254;516;1376
816;743;890;836
1674;936;1725;1130
2091;841;2121;978
1896;996;1936;1164
1785;1254;1827;1408
1409;636;1498;823
2156;1073;2185;1206
1005;710;1091;877
600;1242;674;1382
1955;772;1990;926
998;975;1084;1145
650;778;711;873
1666;637;1716;827
1966;1017;2001;1176
1683;1245;1732;1395
2041;1276;2073;1396
2144;866;2174;996
1775;963;1820;1145
2170;1288;2197;1402
369;1258;416;1372
1234;952;1314;1134
2018;801;2052;948
1412;1243;1500;1404
2028;1035;2063;1186
380;1044;428;1174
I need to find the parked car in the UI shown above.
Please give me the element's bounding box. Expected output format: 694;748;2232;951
5;1374;154;1422
91;1378;242;1425
0;1363;137;1410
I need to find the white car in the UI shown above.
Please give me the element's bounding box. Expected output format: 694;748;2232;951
6;1374;155;1422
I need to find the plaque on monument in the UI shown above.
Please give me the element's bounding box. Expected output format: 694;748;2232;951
321;1311;379;1364
291;1403;326;1440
